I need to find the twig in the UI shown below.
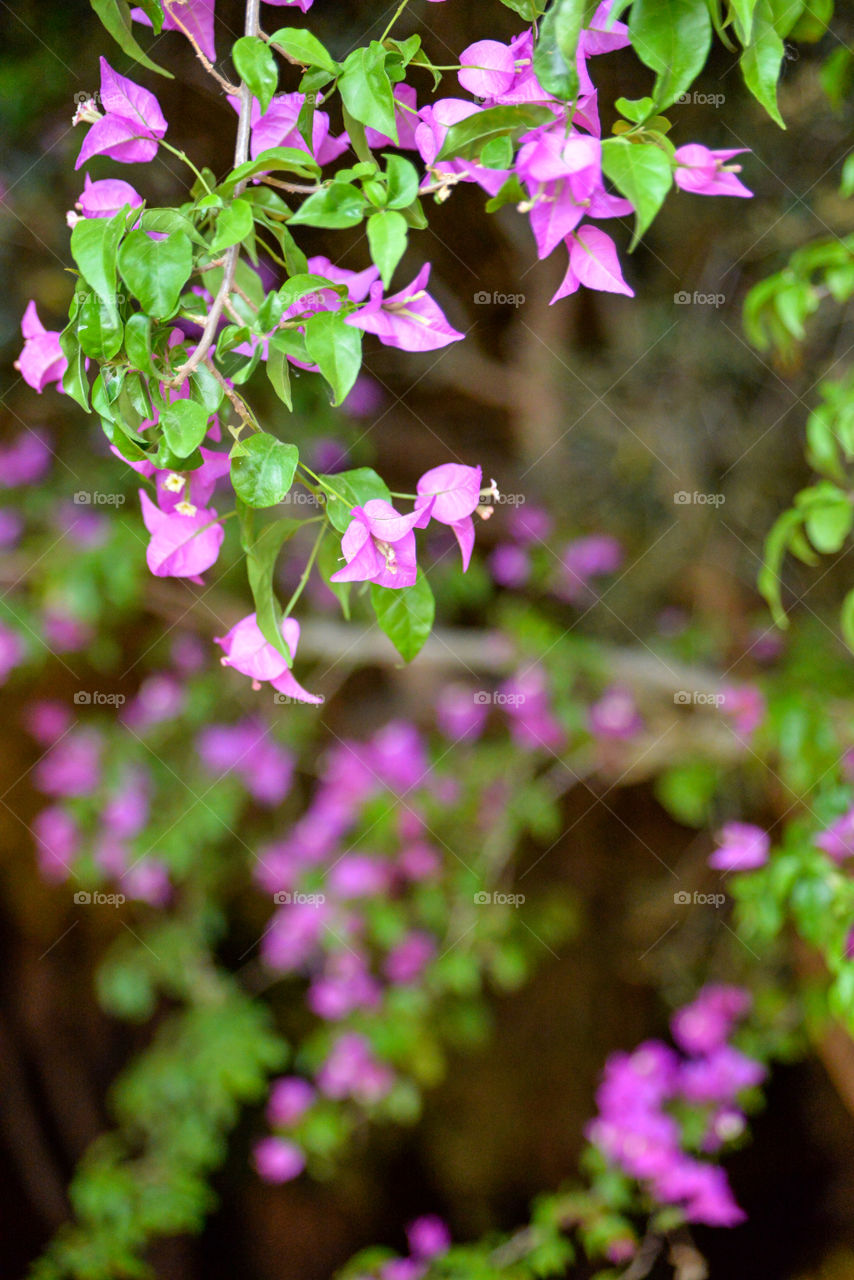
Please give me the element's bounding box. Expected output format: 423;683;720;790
203;357;257;431
163;0;241;94
171;0;261;384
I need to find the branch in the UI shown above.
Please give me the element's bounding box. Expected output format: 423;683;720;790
171;0;261;384
163;0;241;94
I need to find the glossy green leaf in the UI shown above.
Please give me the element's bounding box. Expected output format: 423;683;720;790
338;43;398;143
269;26;339;74
118;230;193;319
437;105;555;162
288;183;366;229
89;0;172;76
304;312;363;406
371;572;435;663
233;35;278;112
320;467;391;532
231;433;299;507
160;399;210;459
601;138;673;248
628;0;713;109
740;0;786;126
367;210;408;287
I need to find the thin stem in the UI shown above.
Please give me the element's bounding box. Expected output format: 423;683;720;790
159;139;213;194
163;0;241;94
283;523;326;617
379;0;411;44
203;357;259;431
171;0;261;385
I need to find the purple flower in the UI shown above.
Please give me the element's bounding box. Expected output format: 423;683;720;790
317;1032;394;1105
267;1077;315;1128
0;622;24;684
103;771;149;838
76;174;143;220
415;463;481;571
679;1045;765;1105
557;534;622;602
15;303;67;393
262;901;330;971
0;431;52;485
308;951;381;1020
138;490;224;581
674;146;752;199
131;0;216;61
458;39;517;98
652;1158;745;1227
436;683;489;742
25;700;72;744
216;613;323;705
35;730;101;797
708;822;769;872
329;499;423;589
43;611;93;652
253;1136;305;1184
123;673;185;729
509;505;553;545
33;806;79;881
815;807;854;862
579;0;631;54
671;985;752;1055
327;855;390;899
197;719;294;806
407;1216;451;1261
121;859;171;906
365;84;420;150
721;684;765;740
588;685;643;741
76;58;168;168
499;667;564;750
346;265;464;353
236;92;347;166
385;932;436;984
551;226;634;302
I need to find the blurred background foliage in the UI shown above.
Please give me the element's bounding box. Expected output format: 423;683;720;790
4;2;854;1278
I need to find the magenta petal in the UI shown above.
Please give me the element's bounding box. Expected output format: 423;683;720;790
458;40;516;98
528;183;586;260
450;517;475;572
416;463;481;524
78;175;143;219
359;499;424;542
568;225;633;296
370;530;418;588
270;667;324;705
216;613;291;681
76;115;159;167
99;57;167;136
146;506;224;578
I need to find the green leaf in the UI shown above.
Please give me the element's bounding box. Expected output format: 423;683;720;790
628;0;713;109
338;43;398;142
70;208;126;314
77;292;124;360
288;183;366;229
89;0;172;76
317;531;351;618
118;230;193;319
124;312;160;376
304;312;363;405
381;155;419;209
231;433;299;507
160;399;210;458
601;138;673;248
139;207;207;245
437;105;555;161
729;0;757;43
367;210;408;287
533;0;587;100
370;572;435;662
498;0;550;16
740;0;786;126
266;334;293;408
241;511;305;661
320;467;391;531
841;586;854;651
233;35;278;112
59;320;89;411
269;26;339;75
210;199;254;253
797;482;854;553
759;507;809;626
218;147;320;195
